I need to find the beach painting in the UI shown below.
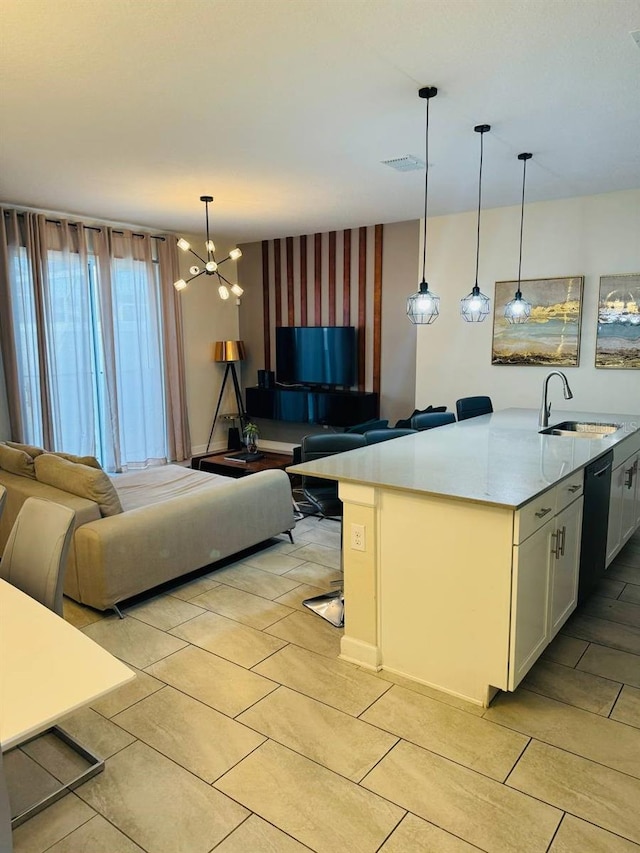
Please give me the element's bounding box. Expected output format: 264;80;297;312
492;276;583;367
595;273;640;369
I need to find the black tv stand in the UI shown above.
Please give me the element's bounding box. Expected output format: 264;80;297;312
246;386;378;427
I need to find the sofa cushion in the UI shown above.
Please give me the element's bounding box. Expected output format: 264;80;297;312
0;444;36;478
4;441;101;469
34;453;123;517
6;441;45;458
51;451;102;470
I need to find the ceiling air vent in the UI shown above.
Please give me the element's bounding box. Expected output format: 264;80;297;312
381;155;425;172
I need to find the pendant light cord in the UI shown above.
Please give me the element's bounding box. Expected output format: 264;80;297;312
516;157;528;298
205;199;211;258
421;95;430;283
474;131;484;288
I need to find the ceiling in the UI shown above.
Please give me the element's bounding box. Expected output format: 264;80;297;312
1;0;639;242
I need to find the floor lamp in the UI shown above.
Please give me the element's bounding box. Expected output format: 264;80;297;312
206;340;247;452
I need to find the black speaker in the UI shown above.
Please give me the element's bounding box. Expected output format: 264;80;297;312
258;369;275;389
227;427;242;450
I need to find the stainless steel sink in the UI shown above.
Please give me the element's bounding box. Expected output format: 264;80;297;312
540;420;622;438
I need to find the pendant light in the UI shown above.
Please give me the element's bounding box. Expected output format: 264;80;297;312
407;86;439;324
504;153;533;324
460;124;491;322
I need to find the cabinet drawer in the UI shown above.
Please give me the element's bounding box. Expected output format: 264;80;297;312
556;472;584;512
514;488;557;544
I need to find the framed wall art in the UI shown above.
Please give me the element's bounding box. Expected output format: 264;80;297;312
492;276;584;367
595;273;640;369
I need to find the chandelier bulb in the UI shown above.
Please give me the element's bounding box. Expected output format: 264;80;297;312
177;238;190;252
229;248;242;261
205;240;215;253
218;284;230;300
231;283;244;297
173;279;187;291
206;261;218;273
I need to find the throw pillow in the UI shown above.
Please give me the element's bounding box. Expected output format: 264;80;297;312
0;443;36;478
395;405;447;429
345;418;389;434
34;453;122;517
6;440;45;458
51;451;102;470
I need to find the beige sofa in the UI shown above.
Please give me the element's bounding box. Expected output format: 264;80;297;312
0;462;295;613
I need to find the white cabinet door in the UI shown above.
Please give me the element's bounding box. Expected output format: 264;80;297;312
621;453;639;544
634;458;640;531
607;461;625;566
549;497;583;639
509;517;554;690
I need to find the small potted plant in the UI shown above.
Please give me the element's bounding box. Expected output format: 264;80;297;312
243;421;260;454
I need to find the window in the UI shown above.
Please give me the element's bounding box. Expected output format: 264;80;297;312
6;220;168;470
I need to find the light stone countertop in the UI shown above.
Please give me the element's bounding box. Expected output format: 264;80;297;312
287;408;640;509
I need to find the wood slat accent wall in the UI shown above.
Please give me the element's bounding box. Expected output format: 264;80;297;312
261;241;271;371
357;227;367;390
261;225;383;396
373;224;383;396
273;238;282;329
286;236;294;326
343;229;351;326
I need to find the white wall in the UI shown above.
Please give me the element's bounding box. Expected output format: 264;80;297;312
415;189;640;418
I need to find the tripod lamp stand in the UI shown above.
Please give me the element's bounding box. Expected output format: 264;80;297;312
206;340;247;452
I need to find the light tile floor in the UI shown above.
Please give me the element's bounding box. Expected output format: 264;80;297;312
7;518;640;853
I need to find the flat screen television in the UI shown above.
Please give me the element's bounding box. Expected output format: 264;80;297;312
275;326;357;387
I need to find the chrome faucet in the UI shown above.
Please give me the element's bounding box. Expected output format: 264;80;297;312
539;370;573;428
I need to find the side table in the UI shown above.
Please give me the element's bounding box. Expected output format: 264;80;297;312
197;450;293;479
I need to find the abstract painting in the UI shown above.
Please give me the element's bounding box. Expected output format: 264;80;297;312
595;273;640;369
492;276;584;367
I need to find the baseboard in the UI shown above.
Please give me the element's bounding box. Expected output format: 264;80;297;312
191;441;227;458
339;636;381;670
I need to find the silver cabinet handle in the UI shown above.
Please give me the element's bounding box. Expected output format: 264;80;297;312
568;484;581;493
535;507;553;518
560;525;566;557
625;466;634;489
551;530;561;559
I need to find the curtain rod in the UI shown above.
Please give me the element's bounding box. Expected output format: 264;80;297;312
3;210;165;241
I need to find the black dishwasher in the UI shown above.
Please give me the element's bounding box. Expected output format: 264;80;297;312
577;450;613;605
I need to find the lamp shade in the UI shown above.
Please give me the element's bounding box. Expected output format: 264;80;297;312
213;340;246;363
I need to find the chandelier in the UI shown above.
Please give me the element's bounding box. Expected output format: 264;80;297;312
173;196;244;300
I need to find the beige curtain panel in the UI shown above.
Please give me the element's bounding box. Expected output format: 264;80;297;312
0;207;191;469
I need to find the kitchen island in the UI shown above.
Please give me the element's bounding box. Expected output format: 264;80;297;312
288;408;640;706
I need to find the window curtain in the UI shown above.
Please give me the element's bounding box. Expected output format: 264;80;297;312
0;207;191;470
157;236;191;463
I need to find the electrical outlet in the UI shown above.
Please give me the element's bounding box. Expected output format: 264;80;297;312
350;523;365;551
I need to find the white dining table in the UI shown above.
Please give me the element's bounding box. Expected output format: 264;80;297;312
0;579;134;826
